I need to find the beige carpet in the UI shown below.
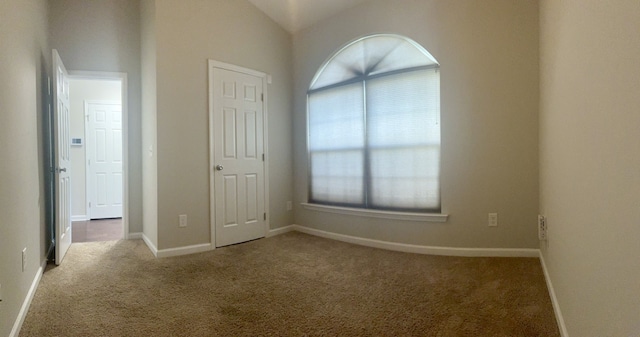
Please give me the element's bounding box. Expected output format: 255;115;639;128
20;232;559;336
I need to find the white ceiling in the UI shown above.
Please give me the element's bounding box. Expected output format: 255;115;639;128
247;0;371;34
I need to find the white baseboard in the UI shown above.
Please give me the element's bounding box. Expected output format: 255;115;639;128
266;225;295;237
71;215;87;222
10;259;47;337
141;223;537;259
127;232;143;240
156;243;212;258
292;224;540;257
539;252;569;337
141;233;158;257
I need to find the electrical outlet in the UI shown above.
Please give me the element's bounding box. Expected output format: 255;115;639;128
179;214;187;228
488;213;498;227
22;248;27;272
538;215;547;240
286;201;292;211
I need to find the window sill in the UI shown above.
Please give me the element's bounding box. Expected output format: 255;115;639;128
301;203;448;222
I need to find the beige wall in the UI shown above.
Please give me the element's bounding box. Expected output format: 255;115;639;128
539;0;640;335
69;79;122;218
49;0;143;233
4;2;638;335
293;0;540;248
140;0;158;247
0;0;49;335
153;0;293;249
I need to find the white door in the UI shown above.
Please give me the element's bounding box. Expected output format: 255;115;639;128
211;65;266;247
53;50;72;265
87;102;123;219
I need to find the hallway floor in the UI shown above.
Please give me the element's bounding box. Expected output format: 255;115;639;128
72;218;123;242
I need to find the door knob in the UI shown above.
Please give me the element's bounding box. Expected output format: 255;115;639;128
57;167;67;173
215;165;224;171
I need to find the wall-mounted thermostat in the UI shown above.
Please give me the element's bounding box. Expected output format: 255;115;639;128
71;138;83;146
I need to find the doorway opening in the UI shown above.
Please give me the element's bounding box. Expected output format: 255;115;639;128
67;72;129;243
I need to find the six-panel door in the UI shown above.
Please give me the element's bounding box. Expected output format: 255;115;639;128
212;67;265;247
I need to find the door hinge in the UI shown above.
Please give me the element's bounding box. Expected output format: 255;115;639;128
263;213;266;220
89;202;91;208
261;93;264;102
262;154;265;161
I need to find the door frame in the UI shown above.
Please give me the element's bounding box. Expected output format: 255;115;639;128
208;60;270;248
69;71;129;239
84;99;124;221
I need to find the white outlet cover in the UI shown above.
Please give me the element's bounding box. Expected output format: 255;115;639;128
488;213;498;227
538;215;547;240
179;214;188;227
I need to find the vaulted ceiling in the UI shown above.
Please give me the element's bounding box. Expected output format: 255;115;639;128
247;0;371;33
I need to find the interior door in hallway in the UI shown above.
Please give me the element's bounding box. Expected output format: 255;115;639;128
53;49;72;265
211;64;266;247
87;102;123;219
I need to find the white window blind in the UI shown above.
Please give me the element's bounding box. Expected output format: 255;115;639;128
308;83;364;204
366;69;440;209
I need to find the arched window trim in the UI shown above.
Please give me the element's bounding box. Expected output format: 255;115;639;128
309;33;440;92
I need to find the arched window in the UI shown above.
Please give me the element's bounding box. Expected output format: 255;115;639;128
307;34;441;212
